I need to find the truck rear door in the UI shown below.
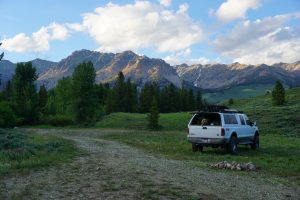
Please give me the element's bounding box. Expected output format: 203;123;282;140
188;113;222;139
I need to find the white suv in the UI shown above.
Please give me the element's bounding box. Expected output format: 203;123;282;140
187;106;259;154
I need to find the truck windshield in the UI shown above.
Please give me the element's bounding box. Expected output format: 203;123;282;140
191;113;221;126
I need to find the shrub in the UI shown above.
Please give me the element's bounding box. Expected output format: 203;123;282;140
147;98;160;130
0;101;17;128
46;115;74;126
228;98;234;105
272;80;286;106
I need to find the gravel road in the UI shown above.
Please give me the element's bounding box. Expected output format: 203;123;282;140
0;129;299;200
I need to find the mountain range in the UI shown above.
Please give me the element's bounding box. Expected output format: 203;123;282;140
0;49;300;91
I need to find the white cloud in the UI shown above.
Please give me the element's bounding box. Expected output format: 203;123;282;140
177;3;189;14
213;13;300;64
164;48;210;65
2;23;71;53
1;1;203;55
66;23;85;32
48;23;69;40
81;1;203;53
216;0;261;22
159;0;171;7
2;27;50;53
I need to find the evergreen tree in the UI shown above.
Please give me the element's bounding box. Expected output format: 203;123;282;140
228;98;234;105
38;84;48;114
12;62;39;124
72;61;97;124
195;90;203;110
3;80;12;101
45;89;56;115
114;72;126;112
105;89;116;114
179;86;188;111
54;77;73;114
272;80;286;105
124;79;137;112
147;98;160;130
139;83;152;113
187;89;195;111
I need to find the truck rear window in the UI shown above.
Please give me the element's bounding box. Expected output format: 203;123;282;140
191;113;221;126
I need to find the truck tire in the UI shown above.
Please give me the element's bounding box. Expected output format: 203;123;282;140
198;145;203;152
251;134;259;150
192;143;198;152
227;136;238;154
192;144;203;152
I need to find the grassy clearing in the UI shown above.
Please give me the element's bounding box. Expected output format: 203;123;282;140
203;84;274;103
96;112;191;131
0;129;77;176
96;87;300;137
95;87;300;185
230;87;300;137
101;130;300;185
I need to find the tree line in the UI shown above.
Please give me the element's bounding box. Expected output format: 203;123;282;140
0;61;203;127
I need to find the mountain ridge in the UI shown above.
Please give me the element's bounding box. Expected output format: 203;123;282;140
0;49;299;90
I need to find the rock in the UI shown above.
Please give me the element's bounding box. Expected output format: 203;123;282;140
226;163;231;169
210;161;257;171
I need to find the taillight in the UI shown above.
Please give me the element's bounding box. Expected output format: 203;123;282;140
186;128;189;135
221;128;225;136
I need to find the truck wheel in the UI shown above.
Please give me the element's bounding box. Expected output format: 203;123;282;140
192;143;198;152
198;145;203;152
228;136;238;154
251;134;259;150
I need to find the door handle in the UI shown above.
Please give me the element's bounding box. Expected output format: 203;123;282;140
202;127;207;129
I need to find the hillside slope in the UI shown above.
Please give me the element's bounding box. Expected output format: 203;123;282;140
230;87;300;137
97;87;300;137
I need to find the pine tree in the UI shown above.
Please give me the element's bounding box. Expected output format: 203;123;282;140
117;72;126;111
272;80;285;106
12;62;39;124
54;77;73;114
139;83;152;113
38;84;48;114
72;61;97;124
187;89;195;111
228;98;234;105
147;98;160;130
45;89;56;115
3;80;12;101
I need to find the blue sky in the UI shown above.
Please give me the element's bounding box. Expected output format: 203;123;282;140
0;0;299;65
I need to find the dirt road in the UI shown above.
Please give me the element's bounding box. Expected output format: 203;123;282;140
0;129;299;199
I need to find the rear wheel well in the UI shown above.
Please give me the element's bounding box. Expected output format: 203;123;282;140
255;131;259;136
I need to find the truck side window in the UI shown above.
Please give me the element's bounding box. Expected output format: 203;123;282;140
223;114;238;124
239;115;245;125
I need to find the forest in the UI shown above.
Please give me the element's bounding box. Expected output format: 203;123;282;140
0;61;203;127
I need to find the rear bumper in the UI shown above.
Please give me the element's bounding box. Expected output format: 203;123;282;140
187;136;227;145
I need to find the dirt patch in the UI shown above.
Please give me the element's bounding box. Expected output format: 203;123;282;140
0;129;299;199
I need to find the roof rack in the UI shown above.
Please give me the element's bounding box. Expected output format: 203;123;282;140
199;105;229;112
198;105;243;113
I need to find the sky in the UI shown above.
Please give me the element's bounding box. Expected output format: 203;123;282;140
0;0;299;65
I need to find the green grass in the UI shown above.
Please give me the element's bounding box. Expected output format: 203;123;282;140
96;87;300;137
101;130;300;185
96;112;191;131
203;84;275;103
96;87;300;185
228;87;300;137
0;129;78;176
